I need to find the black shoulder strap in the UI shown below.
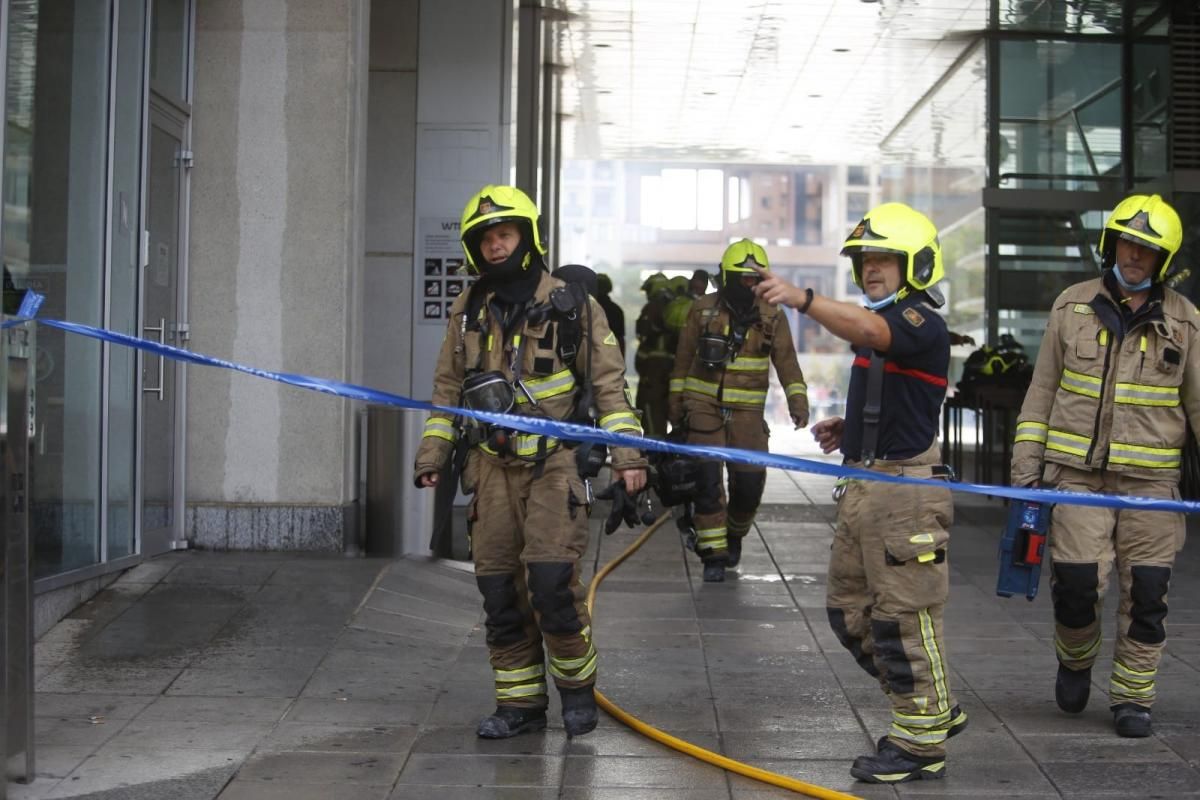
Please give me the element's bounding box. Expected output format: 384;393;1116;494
861;352;886;467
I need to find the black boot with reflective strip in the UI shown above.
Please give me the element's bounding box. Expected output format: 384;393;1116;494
560;686;599;737
1112;703;1153;738
476;706;547;739
703;560;726;583
851;738;946;784
1055;663;1091;713
945;704;968;739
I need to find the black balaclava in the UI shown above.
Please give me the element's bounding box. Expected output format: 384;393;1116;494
474;232;543;305
721;275;758;318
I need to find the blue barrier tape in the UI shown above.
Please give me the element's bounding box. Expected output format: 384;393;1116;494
5;311;1200;514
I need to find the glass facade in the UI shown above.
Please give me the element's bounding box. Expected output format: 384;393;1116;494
1;0;189;581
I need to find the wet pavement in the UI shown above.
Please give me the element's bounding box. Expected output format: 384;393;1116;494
13;465;1200;799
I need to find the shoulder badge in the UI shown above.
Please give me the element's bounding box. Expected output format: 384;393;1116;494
902;307;926;328
1072;303;1095;315
603;331;617;346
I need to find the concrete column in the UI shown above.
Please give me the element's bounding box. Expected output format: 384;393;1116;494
394;0;515;556
187;0;369;550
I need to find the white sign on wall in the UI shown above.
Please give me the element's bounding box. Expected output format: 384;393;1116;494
415;217;473;325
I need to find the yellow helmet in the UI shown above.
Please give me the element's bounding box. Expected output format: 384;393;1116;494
459;185;546;274
1098;193;1183;282
640;272;668;294
668;275;690;296
719;239;769;286
841;202;943;293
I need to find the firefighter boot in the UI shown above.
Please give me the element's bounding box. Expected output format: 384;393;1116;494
1055;664;1091;713
476;706;548;739
1112;703;1153;738
850;738;946;784
946;704;969;739
726;535;743;568
560;686;599;738
703;559;727;583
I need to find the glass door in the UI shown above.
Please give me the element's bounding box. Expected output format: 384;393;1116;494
140;103;188;556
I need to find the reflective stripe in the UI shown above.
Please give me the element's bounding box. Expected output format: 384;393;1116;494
1114;382;1180;407
515;369;576;404
1055;634;1101;663
1109;441;1181;469
1110;660;1156;701
726;356;769;372
696;527;726;543
481;433;559;458
919;609;950;716
1073;303;1094;315
422;417;458;443
599;410;642;434
889;720;948;746
1046;429;1092;458
785;382;807;398
669;378;685;393
1060;368;1102;399
1015;421;1048;444
1140;335;1147;353
721;387;767;405
549;647;598;681
893;708;952;728
1099;329;1109;346
496;682;547;700
495;663;546;683
683;376;719;398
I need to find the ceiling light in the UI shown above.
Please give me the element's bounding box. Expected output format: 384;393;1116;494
833;48;850;53
808;93;822;98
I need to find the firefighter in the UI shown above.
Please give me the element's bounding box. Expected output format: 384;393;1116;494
755;203;967;783
668;239;809;583
663;275;694;359
413;185;647;740
595;273;626;357
1010;193;1193;739
634;273;673;436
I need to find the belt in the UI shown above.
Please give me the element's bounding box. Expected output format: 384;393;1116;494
832;463;954;501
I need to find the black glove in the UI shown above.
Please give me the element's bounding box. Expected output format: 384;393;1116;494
596;479;642;535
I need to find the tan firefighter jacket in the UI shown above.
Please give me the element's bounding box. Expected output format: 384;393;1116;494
668;293;809;423
1012;276;1200;486
414;270;645;479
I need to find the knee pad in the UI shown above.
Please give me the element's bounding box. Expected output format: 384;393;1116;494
828;607;880;678
476;574;526;647
527;562;583;635
727;470;766;516
692;462;724;515
1129;565;1171;645
1051;562;1100;629
870;618;915;694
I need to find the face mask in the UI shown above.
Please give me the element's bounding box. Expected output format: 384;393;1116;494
1112;265;1152;293
721;277;757;315
478;241;542;304
863;291;899;311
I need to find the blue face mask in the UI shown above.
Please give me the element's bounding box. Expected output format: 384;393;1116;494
863;291;898;311
1112;265;1152;293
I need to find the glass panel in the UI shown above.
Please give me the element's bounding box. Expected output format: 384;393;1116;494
149;0;186;102
996;39;1122;190
1132;41;1170;181
3;0;112;578
995;0;1124;33
106;0;147;561
141;120;180;541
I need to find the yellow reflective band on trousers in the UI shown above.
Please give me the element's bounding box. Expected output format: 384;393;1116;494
1060;368;1102;399
696;527;727;552
1110;660;1156;701
726;356;768;372
599;410;643;434
1114;382;1180;407
1014;421;1048;444
1046;429;1092;458
669;378;685;394
549;645;598;682
494;663;547;701
1108;442;1181;469
1055;633;1101;663
422;417;458;442
515;369;576;404
785;382;807;398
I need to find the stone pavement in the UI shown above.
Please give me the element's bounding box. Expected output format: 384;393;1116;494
12;466;1200;799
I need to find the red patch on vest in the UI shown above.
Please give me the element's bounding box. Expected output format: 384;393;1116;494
902;307;926;328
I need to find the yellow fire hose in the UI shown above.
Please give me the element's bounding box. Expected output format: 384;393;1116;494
587;512;863;800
